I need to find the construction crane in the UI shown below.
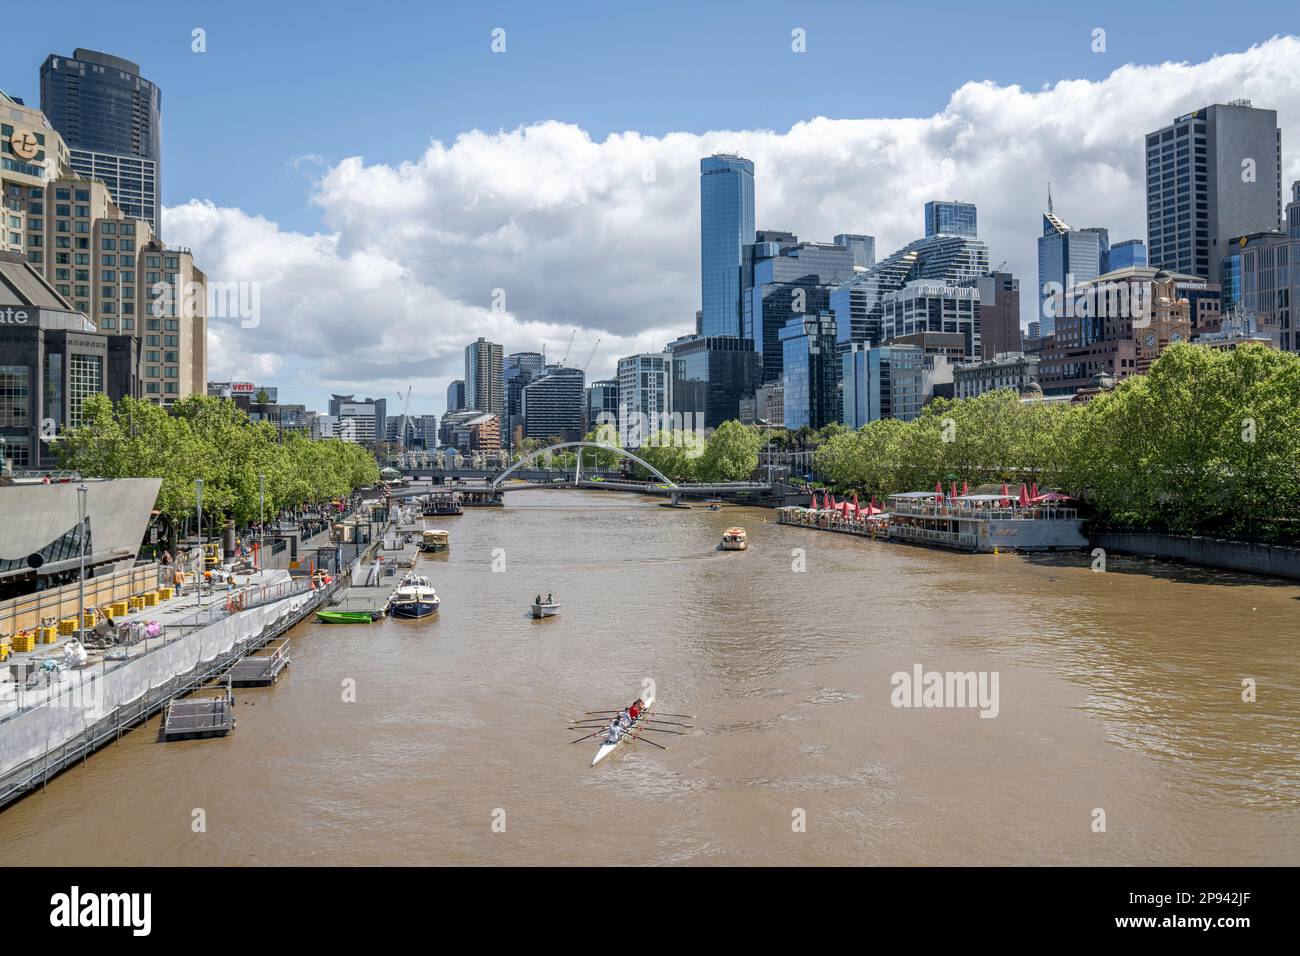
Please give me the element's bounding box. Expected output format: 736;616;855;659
580;337;601;372
395;386;413;451
558;329;577;366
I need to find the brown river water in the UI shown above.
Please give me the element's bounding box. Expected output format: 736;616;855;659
1;489;1297;866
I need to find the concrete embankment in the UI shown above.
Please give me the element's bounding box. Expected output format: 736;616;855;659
1091;531;1300;582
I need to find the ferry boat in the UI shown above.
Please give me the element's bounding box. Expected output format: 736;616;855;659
388;573;441;618
884;488;1086;553
720;527;748;551
421;492;462;517
420;529;450;553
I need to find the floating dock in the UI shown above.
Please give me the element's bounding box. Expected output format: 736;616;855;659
162;687;235;740
228;637;290;686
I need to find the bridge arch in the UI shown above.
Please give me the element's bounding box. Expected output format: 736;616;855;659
491;441;678;489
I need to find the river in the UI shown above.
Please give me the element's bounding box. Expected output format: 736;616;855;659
1;489;1296;865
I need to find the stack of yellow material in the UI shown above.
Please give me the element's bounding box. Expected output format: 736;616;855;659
57;618;77;636
40;625;58;643
12;632;36;652
142;592;159;607
82;610;98;628
157;586;174;601
0;641;10;661
129;596;145;610
110;600;129;617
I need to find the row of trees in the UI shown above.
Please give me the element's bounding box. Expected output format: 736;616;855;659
60;394;380;545
812;344;1300;542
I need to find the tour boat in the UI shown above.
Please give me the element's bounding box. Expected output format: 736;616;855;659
530;597;560;619
592;691;655;766
388;574;441;618
720;527;748;551
420;529;450;552
421;492;462;517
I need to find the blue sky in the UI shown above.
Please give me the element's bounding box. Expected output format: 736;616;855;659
3;1;1298;413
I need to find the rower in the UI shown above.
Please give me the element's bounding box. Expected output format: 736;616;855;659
606;718;622;743
629;701;640;721
619;709;631;729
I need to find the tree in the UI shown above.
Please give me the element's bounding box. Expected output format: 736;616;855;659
697;421;761;481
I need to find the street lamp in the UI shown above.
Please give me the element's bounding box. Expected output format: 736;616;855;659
195;478;205;608
77;484;88;644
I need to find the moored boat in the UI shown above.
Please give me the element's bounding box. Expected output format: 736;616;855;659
720;527;748;551
592;691;655;766
421;492;462;516
420;529;450;552
315;609;381;624
388;574;441;618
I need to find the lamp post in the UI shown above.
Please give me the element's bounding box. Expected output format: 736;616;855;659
195;478;205;608
77;483;88;644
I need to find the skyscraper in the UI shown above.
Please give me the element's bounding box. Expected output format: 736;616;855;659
667;334;759;429
699;154;755;337
446;379;466;413
780;312;839;430
505;351;544;445
464;338;504;419
521;365;585;442
1145;101;1282;282
1107;239;1148;271
1037;209;1102;337
40;49;162;231
616;352;672;448
924;201;978;238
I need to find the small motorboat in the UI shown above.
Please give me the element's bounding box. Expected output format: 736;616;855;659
420;529;450;553
388;574;441;619
315;609;381;625
720;527;748;551
531;595;560;619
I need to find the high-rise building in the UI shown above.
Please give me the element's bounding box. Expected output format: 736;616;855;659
1145;101;1282;282
40;50;163;232
1108;239;1148;270
699;154;755;337
842;343;924;426
667;334;759;429
924;200;978;238
464;337;504;420
1038;209;1102;337
505;351;544;443
585;379;619;433
521;365;585;442
779;312;838;430
446;379;466;412
742;234;856;382
881;281;982;360
834;233;875;269
970;271;1021;359
616;352;672;448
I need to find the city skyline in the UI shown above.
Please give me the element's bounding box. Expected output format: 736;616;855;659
3;8;1299;415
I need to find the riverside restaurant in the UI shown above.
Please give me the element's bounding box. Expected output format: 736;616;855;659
778;485;1088;553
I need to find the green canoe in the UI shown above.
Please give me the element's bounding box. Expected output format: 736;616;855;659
316;610;377;624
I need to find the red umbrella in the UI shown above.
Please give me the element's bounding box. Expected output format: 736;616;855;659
1018;483;1030;508
810;492;819;510
854;498;861;520
1030;482;1039;500
1000;482;1010;506
962;481;969;496
950;483;958;502
852;492;860;511
870;495;878;511
935;481;944;503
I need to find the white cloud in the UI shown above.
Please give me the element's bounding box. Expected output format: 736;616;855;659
165;36;1300;413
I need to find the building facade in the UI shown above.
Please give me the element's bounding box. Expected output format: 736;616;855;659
465;337;504;420
953;352;1040;400
779;312;838;430
446;379;466;413
616;352;673;448
971;271;1020;359
1145;101;1282;283
521;365;585;442
666;333;759;430
40;50;162;232
1038;209;1102;336
841;343;924;426
585;379;618;433
924;200;978;238
699;154;755;338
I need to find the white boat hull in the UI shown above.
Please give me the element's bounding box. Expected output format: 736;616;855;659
591;692;655;766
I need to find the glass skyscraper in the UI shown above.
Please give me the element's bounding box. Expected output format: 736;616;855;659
40;49;162;231
667;334;759;429
779;313;839;430
1037;211;1101;337
699;154;755;337
924;201;978;238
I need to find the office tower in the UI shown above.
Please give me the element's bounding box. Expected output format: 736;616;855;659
1230;180;1300;352
1108;239;1148;270
832;227;990;352
881;281;982;360
505;351;544;442
40;50;162;231
834;233;875;269
971;271;1021;358
841;343;924;426
585;379;619;432
779;312;838;430
699;154;755;337
1145;101;1281;281
521;365;585;442
1038;208;1102;337
667;334;760;429
446;379;466;413
924;201;978;238
742;234;856;382
464;337;504;419
616;352;672;448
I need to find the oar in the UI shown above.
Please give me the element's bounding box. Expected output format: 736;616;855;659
642;719;693;728
653;712;695;719
629;726;686;735
626;733;667;750
569;730;604;744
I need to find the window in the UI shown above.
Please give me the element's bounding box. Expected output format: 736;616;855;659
66;353;103;429
0;365;31;427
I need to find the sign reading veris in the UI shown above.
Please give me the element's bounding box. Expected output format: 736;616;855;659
0;307;32;325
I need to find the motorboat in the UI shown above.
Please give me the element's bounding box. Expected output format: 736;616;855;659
388;574;441;618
